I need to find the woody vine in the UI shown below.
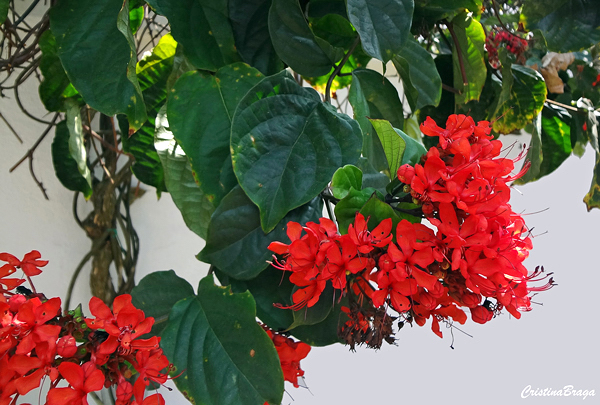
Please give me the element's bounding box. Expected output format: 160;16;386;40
1;0;600;404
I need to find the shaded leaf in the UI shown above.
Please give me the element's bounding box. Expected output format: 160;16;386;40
0;0;8;24
359;194;420;232
521;0;600;53
51;121;92;199
451;12;486;104
152;0;240;71
38;30;81;112
231;71;362;232
161;275;284;405
49;0;147;130
413;0;482;25
538;105;572;176
229;0;283;75
154;105;214;239
347;0;414;63
334;187;384;233
268;0;342;76
198;186;323;280
131;270;195;336
392;37;442;111
291;296;345;346
168;63;264;213
289;283;335;328
584;153;600;211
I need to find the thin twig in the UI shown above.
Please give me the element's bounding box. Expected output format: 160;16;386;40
545;98;580;113
0;111;23;143
325;36;361;103
491;0;511;31
442;83;461;94
9;112;59;172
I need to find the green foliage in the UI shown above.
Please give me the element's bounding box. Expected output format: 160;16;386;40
451;12;487;104
231;71;362;232
51;121;92;198
198;186;322;279
49;0;147;131
347;0;414;63
131;270;196;336
161;276;284;405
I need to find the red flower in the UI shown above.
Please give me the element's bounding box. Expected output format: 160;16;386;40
264;326;311;388
132;349;169;404
47;362;105;405
0;251;48;277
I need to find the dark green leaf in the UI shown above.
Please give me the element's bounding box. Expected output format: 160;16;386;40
392;37;442;111
307;0;347;19
291;297;345;346
413;0;482;25
154;105;214;239
229;0;283;75
161;275;284;405
38;30;81;112
359;194;420;231
153;0;240;71
451;12;486;104
331;165;363;199
231;71;362;232
349;68;404;173
521;0;600;53
311;13;357;49
303;54;366;93
269;0;343;76
51;121;92;199
538;106;572;176
166;44;196;91
347;0;414;63
492;65;547;134
356;157;390;193
289;283;335;328
49;0;147;130
513;112;543;185
131;270;195;336
123;34;178;191
224;266;295;331
198;186;323;280
168;63;264;213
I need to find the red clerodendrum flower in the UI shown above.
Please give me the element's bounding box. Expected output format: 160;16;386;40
0;250;48;277
263;325;310;388
47;362;105;405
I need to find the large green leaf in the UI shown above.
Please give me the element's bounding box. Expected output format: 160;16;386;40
168;63;264;213
289;283;335;328
38;30;81;112
451;12;486;104
392;37;442;111
492;65;547;134
359;194;419;228
154;105;214;239
198;186;323;280
334;187;384;232
229;0;283;75
347;0;414;63
291;298;345;346
49;0;147;131
51;121;92;199
123;34;178;191
223;266;295;331
152;0;240;71
268;0;343;77
231;71;362;232
521;0;600;53
131;270;195;337
161;276;284;405
538;106;572;177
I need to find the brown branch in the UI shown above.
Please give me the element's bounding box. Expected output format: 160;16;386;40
9;113;59;172
446;22;468;87
82;124;132;158
442;83;461;94
491;0;511;32
545;98;579;112
0;111;23;143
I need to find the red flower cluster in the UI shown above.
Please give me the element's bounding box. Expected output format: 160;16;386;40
485;28;528;68
268;114;554;342
262;325;311;388
0;251;171;405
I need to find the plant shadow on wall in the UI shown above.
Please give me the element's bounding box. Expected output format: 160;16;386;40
0;0;599;404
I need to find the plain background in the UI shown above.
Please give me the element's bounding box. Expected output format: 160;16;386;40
1;31;598;405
